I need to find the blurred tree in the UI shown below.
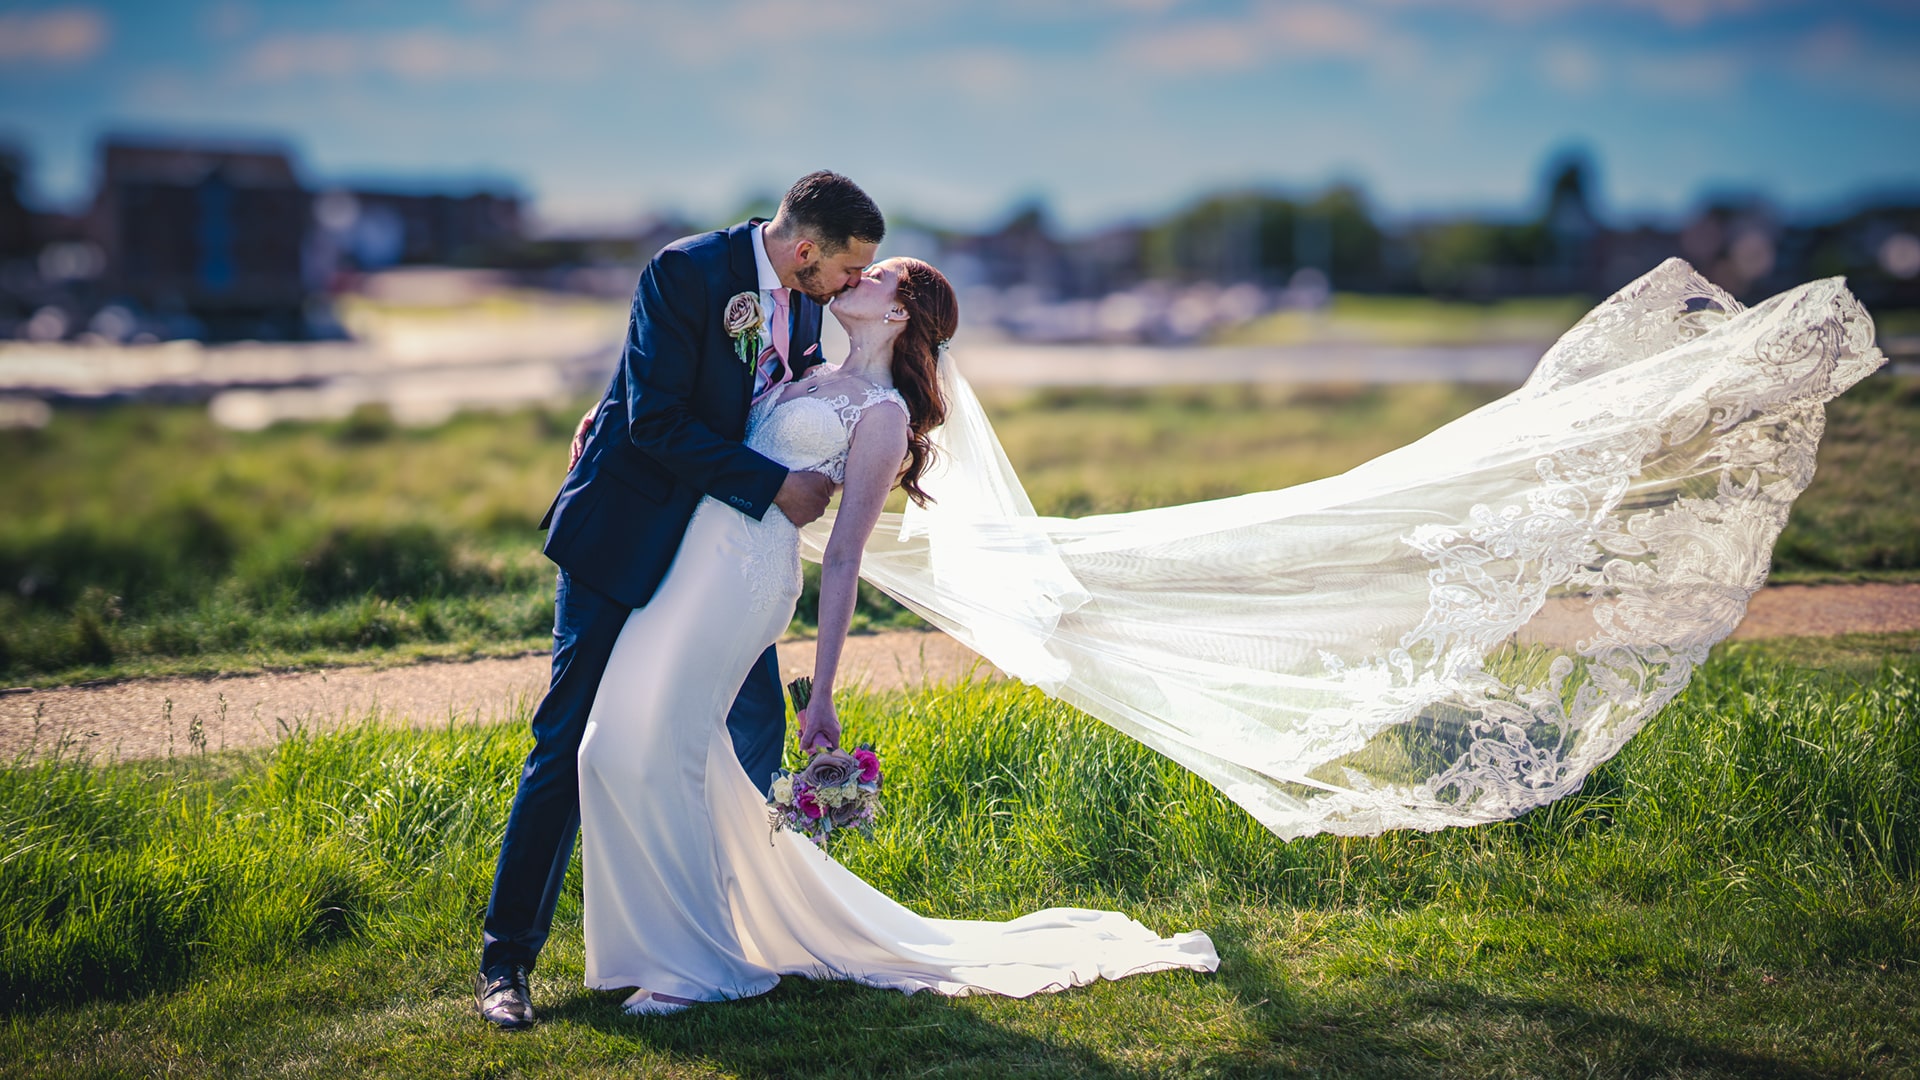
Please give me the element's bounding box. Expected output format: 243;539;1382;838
1305;183;1384;285
1541;151;1601;288
1144;184;1382;286
727;193;780;227
1410;220;1539;296
1146;191;1290;282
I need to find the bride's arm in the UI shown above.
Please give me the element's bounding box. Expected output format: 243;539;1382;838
797;402;911;752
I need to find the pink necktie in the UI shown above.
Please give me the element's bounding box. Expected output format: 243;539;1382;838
752;288;792;402
769;287;791;362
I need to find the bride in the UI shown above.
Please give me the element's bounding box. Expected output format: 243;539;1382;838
576;257;1220;1014
577;251;1883;1014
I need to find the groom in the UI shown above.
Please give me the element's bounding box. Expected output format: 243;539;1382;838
477;171;886;1029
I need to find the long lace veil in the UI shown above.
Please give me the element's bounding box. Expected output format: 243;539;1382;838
798;259;1884;839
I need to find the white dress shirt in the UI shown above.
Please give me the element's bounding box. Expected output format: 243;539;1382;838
749;224;787;398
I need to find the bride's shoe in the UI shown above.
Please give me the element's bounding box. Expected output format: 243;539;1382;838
622;988;696;1016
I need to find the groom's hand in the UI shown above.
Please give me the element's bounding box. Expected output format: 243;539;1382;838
773;471;834;526
568;405;597;470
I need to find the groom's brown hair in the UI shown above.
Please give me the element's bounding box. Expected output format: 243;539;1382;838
780;171;885;255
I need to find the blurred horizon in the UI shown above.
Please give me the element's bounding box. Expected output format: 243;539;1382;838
9;130;1920;240
3;1;1918;233
4;0;1918;420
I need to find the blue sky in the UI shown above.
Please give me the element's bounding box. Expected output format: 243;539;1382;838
2;0;1917;233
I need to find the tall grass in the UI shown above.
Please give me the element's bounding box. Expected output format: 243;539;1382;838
1771;373;1920;576
4;375;1915;683
5;651;1913;1019
0;404;568;683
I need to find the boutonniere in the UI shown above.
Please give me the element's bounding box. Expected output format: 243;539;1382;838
723;292;765;365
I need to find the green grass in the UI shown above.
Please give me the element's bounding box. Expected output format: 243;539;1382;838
3;639;1916;1076
5;376;1917;685
1768;375;1920;580
1214;293;1596;347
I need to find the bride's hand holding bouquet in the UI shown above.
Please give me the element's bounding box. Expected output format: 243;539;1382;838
769;677;883;849
795;681;842;753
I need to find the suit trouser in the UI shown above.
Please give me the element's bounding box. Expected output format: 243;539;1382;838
479;568;787;975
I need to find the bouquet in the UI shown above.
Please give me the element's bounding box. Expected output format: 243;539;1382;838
767;677;884;850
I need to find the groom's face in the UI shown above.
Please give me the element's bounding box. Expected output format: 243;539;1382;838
793;237;879;304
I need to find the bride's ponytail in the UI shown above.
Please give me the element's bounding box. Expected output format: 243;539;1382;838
889;258;957;508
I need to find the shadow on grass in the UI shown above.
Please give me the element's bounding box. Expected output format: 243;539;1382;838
540;977;1142;1079
3;926;1878;1078
514;925;1847;1079
520;973;1842;1079
1205;942;1843;1079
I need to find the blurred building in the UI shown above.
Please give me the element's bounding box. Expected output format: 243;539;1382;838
0;148;38;335
312;184;523;272
2;134;1914;347
0;149;31;264
935;153;1920;343
0;134;529;342
89;137;313;339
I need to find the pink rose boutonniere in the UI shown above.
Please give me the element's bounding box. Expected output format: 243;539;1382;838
723;291;765;365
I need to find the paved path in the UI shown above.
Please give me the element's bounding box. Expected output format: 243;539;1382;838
3;338;1556;429
0;631;992;763
5;583;1916;764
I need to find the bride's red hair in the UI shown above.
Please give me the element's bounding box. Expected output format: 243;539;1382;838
889;258;955;507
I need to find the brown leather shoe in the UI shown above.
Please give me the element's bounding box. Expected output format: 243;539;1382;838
476;965;535;1029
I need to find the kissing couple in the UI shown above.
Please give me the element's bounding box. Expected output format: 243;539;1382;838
474;165;1884;1024
475;171;1221;1024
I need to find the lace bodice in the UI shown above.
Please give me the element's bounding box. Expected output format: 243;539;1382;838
745;381;910;484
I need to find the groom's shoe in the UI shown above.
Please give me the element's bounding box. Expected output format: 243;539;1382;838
476;965;535;1029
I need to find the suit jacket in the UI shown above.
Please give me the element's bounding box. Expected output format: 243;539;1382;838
541;220;827;608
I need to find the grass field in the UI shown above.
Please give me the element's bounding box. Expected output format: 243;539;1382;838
4;352;1916;1072
3;374;1915;687
1214;293;1596;347
2;635;1914;1076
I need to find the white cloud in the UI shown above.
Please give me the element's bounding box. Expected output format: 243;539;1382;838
1787;19;1920;103
522;0;886;54
124;67;201;108
1792;21;1860;71
1577;17;1920;106
240;33;352;80
1539;43;1601;94
199;0;256;42
929;46;1037;104
1113;2;1394;74
0;6;108;65
239;29;507;83
1365;0;1775;29
1622;0;1767;29
1620;48;1746;96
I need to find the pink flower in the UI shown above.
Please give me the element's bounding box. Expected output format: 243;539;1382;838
800;750;859;790
853;748;881;783
796;789;825;819
723;292;763;338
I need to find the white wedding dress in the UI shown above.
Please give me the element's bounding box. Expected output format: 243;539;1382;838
577;383;1220;1009
800;259;1886;841
576;258;1882;1008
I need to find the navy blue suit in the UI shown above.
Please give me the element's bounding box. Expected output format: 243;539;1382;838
482;221;826;975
